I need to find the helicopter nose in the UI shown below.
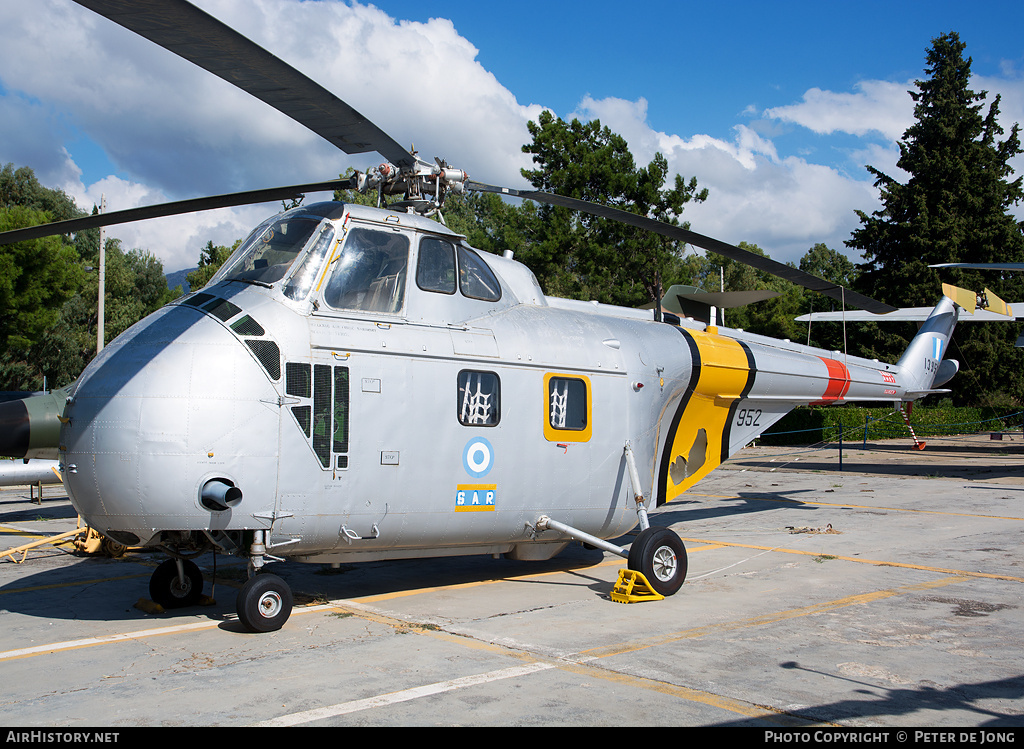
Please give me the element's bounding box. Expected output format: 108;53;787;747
61;303;283;544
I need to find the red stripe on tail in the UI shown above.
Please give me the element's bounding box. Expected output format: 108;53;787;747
811;357;850;404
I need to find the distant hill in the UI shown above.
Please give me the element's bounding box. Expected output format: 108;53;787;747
165;268;195;295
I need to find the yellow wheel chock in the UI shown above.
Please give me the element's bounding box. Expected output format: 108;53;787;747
610;568;665;603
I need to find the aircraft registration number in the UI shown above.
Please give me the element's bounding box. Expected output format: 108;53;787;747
736;408;762;427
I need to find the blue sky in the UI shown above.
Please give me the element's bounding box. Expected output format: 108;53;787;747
1;0;1022;274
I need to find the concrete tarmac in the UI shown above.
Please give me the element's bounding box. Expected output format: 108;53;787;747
1;435;1023;728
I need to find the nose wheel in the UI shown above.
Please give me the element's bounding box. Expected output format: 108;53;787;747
236;573;293;632
149;558;204;609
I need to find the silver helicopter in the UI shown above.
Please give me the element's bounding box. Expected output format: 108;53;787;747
0;0;963;632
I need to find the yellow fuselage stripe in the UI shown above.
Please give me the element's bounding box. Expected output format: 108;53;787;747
664;330;752;503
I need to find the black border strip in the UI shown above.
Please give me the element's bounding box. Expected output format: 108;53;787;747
656;328;702;507
720;340;757;463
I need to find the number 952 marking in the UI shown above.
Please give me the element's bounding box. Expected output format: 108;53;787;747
736;408;761;427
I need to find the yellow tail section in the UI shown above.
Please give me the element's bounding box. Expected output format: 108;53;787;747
660;329;754;504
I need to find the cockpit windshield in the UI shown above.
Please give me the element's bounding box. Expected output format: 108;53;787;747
211;215;323;287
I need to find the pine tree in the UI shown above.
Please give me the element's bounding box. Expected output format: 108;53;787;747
518;111;707;307
848;32;1024;405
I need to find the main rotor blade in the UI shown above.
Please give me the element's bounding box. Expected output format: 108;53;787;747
73;0;416;169
931;263;1024;271
0;179;354;246
467;181;897;315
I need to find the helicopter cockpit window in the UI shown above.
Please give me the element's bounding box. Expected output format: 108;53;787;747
212;216;322;286
283;223;336;301
322;228;410;314
457;246;502;302
416;237;456;294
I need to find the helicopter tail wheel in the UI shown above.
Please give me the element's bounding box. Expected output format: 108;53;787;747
149;559;204;609
627;527;687;596
236;573;293;633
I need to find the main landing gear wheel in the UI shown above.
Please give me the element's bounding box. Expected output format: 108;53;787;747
628;527;687;596
149;558;204;609
236;573;293;633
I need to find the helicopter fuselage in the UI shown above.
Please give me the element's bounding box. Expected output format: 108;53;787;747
58;201;955;572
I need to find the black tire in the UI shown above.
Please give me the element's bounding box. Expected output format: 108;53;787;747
101;538;127;558
627;527;687;596
236;573;293;633
149;558;204;608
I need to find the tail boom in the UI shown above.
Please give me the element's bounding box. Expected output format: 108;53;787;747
655;296;959;505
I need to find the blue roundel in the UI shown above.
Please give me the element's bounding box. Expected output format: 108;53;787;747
463;437;494;478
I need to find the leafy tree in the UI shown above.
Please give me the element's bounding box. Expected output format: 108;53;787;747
517;111;707;307
797;243;860;351
0;166;184;390
1;163;99;259
800;243;858;290
848;32;1024;405
186;240;237;291
0;236;181;391
0;205;84;352
102;239;182;341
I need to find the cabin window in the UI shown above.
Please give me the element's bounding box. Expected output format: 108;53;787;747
416;237;457;294
458;370;500;426
286;362;312;436
457;246;502;302
323;227;409;314
333;367;350;456
288;361;349;469
313;364;333;467
543;374;592;442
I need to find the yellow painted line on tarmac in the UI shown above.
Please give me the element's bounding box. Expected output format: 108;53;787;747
0;554;967;726
554;658;825;725
0;620;224;661
345;546;724;605
0;544;724;661
0;573;152;596
679;536;1024;583
0;537;1004;669
684;492;1024;521
578;575;971;661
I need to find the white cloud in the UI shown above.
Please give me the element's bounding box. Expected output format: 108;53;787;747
763;80;915;141
0;0;541;271
571;71;1024;266
573;95;881;264
1;0;1021;277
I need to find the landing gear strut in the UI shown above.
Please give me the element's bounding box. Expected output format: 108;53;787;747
236;531;293;632
531;442;689;598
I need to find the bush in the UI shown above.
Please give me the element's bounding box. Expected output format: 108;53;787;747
758;405;1023;446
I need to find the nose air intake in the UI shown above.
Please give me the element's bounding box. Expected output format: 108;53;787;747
200;478;242;511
